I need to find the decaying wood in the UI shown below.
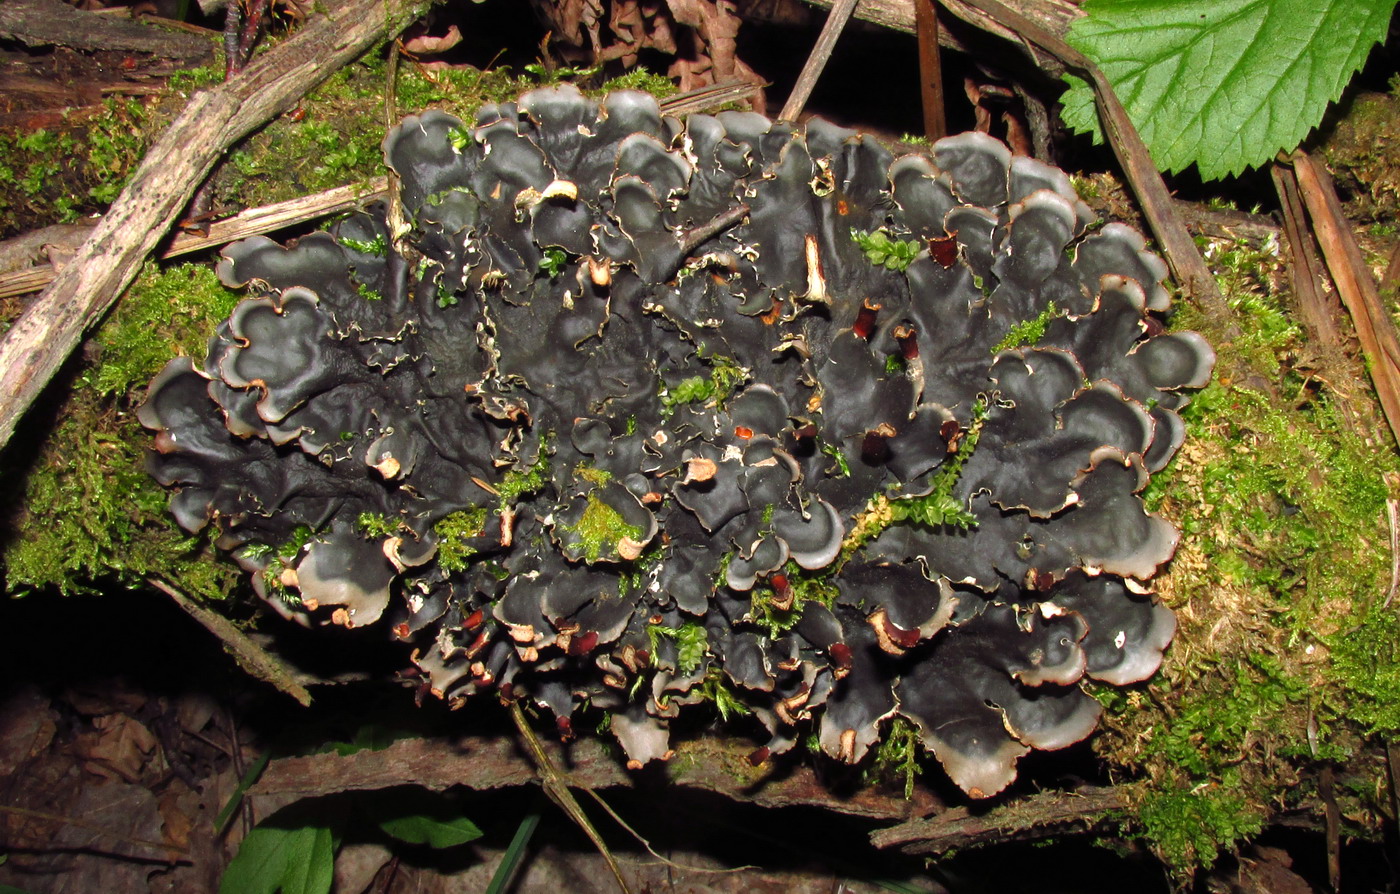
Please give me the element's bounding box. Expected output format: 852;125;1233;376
0;0;430;452
1291;150;1400;447
937;0;1234;331
0;0;215;64
657;79;763;116
1271;163;1346;350
148;579;313;708
869;785;1127;854
0;179;391;302
779;0;861;122
914;0;947;141
800;0;1080;74
249;732;944;823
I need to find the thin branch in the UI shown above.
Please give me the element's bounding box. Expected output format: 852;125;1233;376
149;578;313;707
0;178;390;301
678;203;751;258
578;788;756;875
1291;149;1400;447
915;0;947;141
508;702;632;894
0;0;429;451
779;0;861;122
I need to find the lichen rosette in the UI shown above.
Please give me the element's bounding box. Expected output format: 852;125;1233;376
141;86;1212;798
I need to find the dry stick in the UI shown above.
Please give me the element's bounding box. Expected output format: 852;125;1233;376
507;701;632;894
148;578;313;707
937;0;1234;331
915;0;947;141
1385;497;1400;608
1291;150;1400;447
575;788;757;875
0;0;429;452
778;0;861;122
1320;764;1341;893
0;178;391;301
1271;163;1345;349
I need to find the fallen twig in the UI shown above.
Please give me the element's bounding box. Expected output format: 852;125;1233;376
0;0;429;451
1271;163;1345;350
870;785;1127;854
915;0;948;141
247;732;939;821
0;804;188;860
779;0;861;122
1291;149;1400;447
508;701;631;894
0;179;391;301
149;578;312;707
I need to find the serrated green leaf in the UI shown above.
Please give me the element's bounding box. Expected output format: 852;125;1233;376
379;812;483;849
219;822;335;894
1062;0;1398;180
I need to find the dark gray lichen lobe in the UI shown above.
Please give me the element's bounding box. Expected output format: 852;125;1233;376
140;87;1213;798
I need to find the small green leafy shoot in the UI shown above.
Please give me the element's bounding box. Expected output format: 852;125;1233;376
887;399;987;529
355;512;401;539
497;438;552;510
354;278;382;301
819;439;851;477
700;669;751;722
991;301;1058;354
661;355;747;415
538;247;568;280
866;716;923;800
447;126;471;153
851;228;922;272
648;621;709;675
434;509;489;573
747;562;839;637
338;233;388;256
562;494;643;563
523;62;601;83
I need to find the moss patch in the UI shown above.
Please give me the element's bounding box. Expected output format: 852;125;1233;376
1;263;244;599
1091;226;1400;873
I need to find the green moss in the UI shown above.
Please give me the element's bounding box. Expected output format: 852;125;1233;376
1329;607;1400;735
1090;226;1400;871
339;233;388;256
562;494;642;563
3;263;243;598
355;512;402;539
698;669;751;722
1136;785;1265;869
497;439;552;509
990;301;1058;354
574;464;612;486
746;561;838;637
647;620;708;675
598;68;677;97
83;263;242;397
433;509;488;573
661;354;747;415
865;716;923;799
850;228;922;272
0;98;154;235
